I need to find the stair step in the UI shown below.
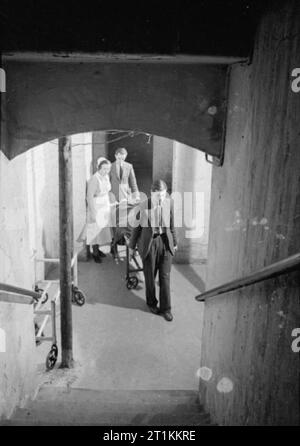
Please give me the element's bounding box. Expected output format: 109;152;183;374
3;412;211;426
2;387;211;426
15;402;203;416
37;387;201;406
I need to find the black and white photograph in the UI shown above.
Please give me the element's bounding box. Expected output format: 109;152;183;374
0;0;299;430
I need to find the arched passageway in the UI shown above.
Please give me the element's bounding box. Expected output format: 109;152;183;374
0;57;223;376
1;54;229;163
1;129;212;396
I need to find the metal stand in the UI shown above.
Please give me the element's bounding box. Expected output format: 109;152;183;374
125;238;143;290
33;252;86;370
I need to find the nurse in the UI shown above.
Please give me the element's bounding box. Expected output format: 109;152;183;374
85;157;112;263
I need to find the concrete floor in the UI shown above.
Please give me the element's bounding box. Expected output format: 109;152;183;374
36;247;206;392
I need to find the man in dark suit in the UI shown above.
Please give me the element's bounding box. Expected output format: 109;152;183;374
129;180;177;321
110;147;139;203
109;147;140;256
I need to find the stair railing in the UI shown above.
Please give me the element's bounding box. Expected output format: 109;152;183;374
0;283;40;303
195;252;300;302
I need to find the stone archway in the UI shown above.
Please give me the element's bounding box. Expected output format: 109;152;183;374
1;54;230;162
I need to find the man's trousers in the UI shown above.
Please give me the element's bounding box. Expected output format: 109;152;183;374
142;234;172;312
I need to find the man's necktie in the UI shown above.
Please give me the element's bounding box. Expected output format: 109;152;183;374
158;203;163;234
119;164;123;180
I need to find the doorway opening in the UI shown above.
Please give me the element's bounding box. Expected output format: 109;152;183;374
11;130;212;392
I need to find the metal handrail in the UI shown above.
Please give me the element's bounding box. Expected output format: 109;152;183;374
195;252;300;302
0;282;40;302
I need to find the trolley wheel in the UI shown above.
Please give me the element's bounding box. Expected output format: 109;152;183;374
34;286;49;304
46;344;58;371
126;276;139;290
41;292;49;304
74;290;86;306
72;286;86;306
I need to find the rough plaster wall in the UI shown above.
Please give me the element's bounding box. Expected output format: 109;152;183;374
0;299;36;419
92;131;107;173
173;142;212;263
153;135;173;192
199;2;300;425
72;133;92;256
3;62;227;159
0;135;91;417
29;133;92;266
27;141;59;278
0;151;34;287
0;151;38;419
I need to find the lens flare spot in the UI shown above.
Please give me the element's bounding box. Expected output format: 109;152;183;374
207;106;218;115
217;377;234;393
197;366;213;381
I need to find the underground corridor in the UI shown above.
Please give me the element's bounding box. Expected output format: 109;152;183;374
0;0;300;426
2;131;212;425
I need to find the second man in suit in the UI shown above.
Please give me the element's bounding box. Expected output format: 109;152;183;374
110;147;140;204
110;147;140;256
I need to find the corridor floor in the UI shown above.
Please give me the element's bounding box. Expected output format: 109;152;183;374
37;248;207;392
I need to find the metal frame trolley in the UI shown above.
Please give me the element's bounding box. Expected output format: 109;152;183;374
111;201;143;290
33;251;86;370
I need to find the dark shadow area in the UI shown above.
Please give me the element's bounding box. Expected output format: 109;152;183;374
173;264;206;293
47;254;148;312
79;256;147;311
1;0;267;57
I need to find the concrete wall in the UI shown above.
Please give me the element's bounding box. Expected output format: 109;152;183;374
0;143;49;418
153;135;173;192
26;141;59;277
173;142;212;263
27;133;92;266
153;135;174;193
0;142;39;419
0;297;37;419
199;1;300;425
92;131;107;173
72;133;93;259
0;151;35;287
2;61;227;160
0;133;92;417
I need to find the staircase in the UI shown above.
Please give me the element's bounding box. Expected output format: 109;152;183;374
2;387;212;426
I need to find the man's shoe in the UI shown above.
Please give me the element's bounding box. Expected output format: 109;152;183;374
98;250;106;258
147;305;160;315
162;311;173;322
